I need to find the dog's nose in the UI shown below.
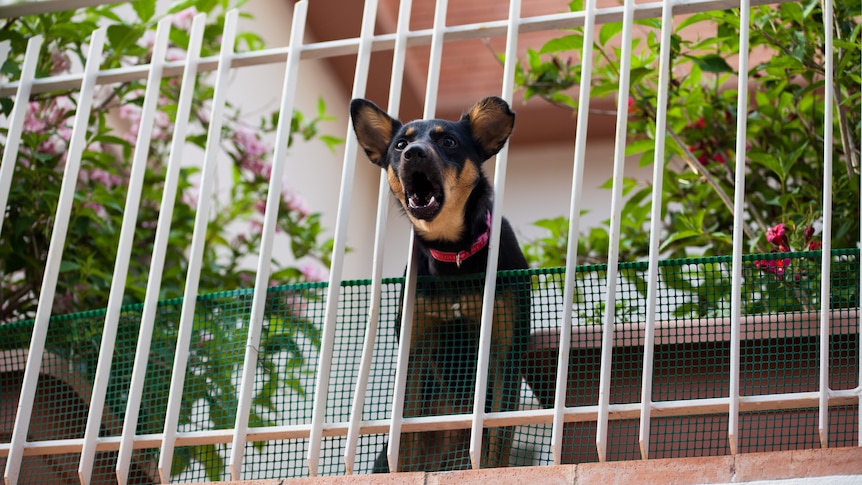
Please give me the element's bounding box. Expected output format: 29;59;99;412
402;144;428;162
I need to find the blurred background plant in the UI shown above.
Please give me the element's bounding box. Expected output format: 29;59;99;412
0;0;340;479
518;0;859;263
515;0;860;318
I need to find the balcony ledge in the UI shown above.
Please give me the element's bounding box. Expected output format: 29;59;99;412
187;447;862;485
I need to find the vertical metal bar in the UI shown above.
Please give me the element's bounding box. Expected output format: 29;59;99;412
3;27;107;485
421;0;446;119
115;13;206;485
157;10;239;483
818;0;834;449
343;0;412;474
0;35;42;241
229;2;309;480
638;0;674;461
595;0;635;461
0;40;10;68
468;0;520;470
386;235;418;472
77;17;171;485
551;0;597;466
387;0;447;472
728;0;752;456
306;0;378;475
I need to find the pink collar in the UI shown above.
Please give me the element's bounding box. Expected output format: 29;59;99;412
429;211;491;267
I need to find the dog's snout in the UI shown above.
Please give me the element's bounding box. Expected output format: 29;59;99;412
403;144;428;162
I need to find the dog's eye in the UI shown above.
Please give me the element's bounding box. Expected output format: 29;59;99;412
440;136;457;149
395;139;408;150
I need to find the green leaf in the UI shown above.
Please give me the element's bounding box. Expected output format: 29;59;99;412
675;12;712;31
599;22;623;46
685;54;734;74
106;24;143;53
131;0;156;22
59;261;80;273
660;230;701;252
540;34;583;54
625;138;656;156
0;97;13;117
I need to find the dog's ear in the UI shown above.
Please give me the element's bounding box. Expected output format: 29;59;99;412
350;98;402;167
462;96;515;160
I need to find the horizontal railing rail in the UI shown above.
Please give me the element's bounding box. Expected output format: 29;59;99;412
0;0;857;483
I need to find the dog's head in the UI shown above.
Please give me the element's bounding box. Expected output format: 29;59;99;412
350;96;515;242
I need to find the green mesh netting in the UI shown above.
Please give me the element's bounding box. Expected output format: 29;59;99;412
0;249;859;482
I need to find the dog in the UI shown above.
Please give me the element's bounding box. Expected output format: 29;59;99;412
350;96;531;472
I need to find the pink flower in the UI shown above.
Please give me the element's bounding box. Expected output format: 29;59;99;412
249;220;264;236
86;168;122;188
298;261;329;282
166;47;187;62
82;201;107;218
233;125;269;158
140;31;156;50
25;97;76;154
283;189;310;218
766;223;789;250
809;241;822;251
182;187;198;208
50;49;71;74
283;290;310;318
25;101;48;133
40;134;67;155
171;7;197;30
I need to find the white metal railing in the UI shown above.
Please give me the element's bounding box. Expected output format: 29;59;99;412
0;0;858;483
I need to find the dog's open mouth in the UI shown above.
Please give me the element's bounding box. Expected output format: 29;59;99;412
404;171;443;220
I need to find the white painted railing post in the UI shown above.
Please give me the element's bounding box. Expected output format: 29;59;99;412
3;26;107;485
306;0;378;475
157;10;240;483
0;36;41;242
229;2;309;480
77;16;171;485
595;0;636;463
385;0;449;473
639;0;676;461
728;0;752;456
552;0;597;466
343;0;412;474
114;13;207;485
818;0;835;450
469;0;521;470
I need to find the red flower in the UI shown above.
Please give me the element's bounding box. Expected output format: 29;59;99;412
754;257;791;276
766;223;788;248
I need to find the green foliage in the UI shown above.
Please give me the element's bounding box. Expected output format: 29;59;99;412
514;1;859;321
0;0;340;479
514;0;859;266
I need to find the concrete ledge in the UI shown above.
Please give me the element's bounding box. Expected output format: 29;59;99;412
188;447;862;485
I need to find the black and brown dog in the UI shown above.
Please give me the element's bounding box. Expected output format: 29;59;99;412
350;96;530;472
